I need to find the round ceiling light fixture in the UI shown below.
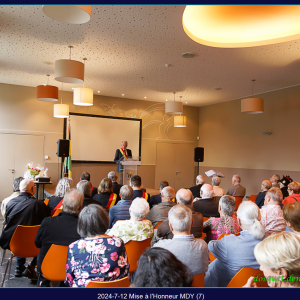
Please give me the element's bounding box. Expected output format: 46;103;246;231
36;74;58;102
165;92;183;115
241;80;264;114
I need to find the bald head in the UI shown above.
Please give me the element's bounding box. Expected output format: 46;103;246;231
176;189;193;207
20;178;35;195
200;184;214;198
161;186;175;202
261;180;272;191
196;175;205;185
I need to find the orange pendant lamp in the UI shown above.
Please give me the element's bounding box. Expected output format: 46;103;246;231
37;75;58;102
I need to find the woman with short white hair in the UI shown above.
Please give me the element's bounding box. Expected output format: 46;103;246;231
245;231;300;287
108;197;154;243
205;201;265;287
211;176;225;196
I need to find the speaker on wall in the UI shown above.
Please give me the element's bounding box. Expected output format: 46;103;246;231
56;139;70;157
194;147;204;162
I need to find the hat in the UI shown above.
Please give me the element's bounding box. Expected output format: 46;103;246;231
278;175;293;187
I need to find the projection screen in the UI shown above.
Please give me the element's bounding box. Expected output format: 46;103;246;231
68;113;142;162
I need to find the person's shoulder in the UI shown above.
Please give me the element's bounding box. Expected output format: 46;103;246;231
153;238;173;248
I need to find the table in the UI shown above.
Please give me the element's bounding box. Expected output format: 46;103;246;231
33;181;52;200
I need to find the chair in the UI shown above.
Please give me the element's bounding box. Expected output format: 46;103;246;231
41;244;69;282
227;267;269;287
86;276;130;287
154;221;162;230
125;238;151;273
192;273;205;287
248;195;257;203
44;198;49;206
234;196;244;211
52;208;62;217
1;225;41;287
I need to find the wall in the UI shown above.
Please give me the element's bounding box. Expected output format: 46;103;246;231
198;85;300;196
0;83;199;195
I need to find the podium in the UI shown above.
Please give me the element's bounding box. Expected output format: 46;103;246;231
120;159;141;185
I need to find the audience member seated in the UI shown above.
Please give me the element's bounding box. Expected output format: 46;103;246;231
255;180;272;209
0;179;50;279
130;175;150;201
108;171;122;202
145;186;176;228
270;174;280;188
77;180;101;209
64;204;129;287
203;195;240;243
261;187;286;235
108;197;154;243
47;177;73;213
157;188;203;239
189;175;205;198
109;185;133;229
132;247;193;287
211;176;225;197
205;201;265;287
245;232;300;287
193;184;220;218
149;180;169;209
1;176;23;218
226;174;246;198
283;202;300;236
154;205;208;275
35;188;84;286
80;172;98;198
93;178;117;209
278;175;293;198
282;181;300;205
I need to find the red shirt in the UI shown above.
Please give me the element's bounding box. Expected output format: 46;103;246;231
282;194;300;205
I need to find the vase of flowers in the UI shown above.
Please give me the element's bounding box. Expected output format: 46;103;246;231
27;165;41;181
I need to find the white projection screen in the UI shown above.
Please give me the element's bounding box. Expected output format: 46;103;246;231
68;113;141;162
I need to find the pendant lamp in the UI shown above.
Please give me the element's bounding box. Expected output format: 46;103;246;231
42;5;91;24
165;92;183;114
54;83;69;118
37;74;58;102
241;80;264;114
55;46;84;84
73;58;93;106
174;96;187;127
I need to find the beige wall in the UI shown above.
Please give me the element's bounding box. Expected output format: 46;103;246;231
0;82;199;192
198;85;300;195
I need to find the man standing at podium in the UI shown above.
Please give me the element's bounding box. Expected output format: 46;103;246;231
114;141;132;184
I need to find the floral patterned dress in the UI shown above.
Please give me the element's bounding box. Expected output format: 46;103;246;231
64;236;130;287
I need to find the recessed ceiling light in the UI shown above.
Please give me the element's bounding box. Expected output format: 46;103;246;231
166;99;168;101
122;94;124;96
98;91;100;93
144;97;147;99
182;52;195;58
72;88;74;89
186;102;188;103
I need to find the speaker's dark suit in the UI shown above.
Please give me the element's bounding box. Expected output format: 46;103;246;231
114;149;132;173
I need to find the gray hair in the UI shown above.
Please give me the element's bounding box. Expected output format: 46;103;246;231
212;176;221;186
76;180;92;196
266;187;283;204
63;188;84;214
237;201;265;240
130;197;150;220
161;186;175;201
78;204;109;238
20;178;34;193
168;205;192;232
201;184;214;198
13;177;24;192
196;175;205;184
233;174;241;183
108;171;117;181
55;177;73;197
262;180;272;190
120;185;133;200
176;189;193;207
219;195;236;216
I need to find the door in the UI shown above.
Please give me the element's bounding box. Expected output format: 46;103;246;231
155;142;195;192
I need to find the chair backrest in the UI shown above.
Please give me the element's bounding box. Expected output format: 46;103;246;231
52;208;62;217
86;276;130;287
41;244;69;281
234;196;243;210
125;238;151;273
10;225;41;258
154;221;162;229
248;195;257;202
192;273;205;287
44;198;49;206
227;267;269;287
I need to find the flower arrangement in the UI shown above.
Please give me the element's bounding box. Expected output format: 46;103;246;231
28;165;41;176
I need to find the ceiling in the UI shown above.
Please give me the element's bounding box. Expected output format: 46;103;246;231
1;5;300;107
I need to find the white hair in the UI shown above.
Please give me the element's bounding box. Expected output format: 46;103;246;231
77;180;92;196
219;195;236;216
63;188;84;214
237;201;265;240
130;197;150;220
233;174;241;183
108;171;117;181
161;186;175;201
201;184;214;198
196;175;205;184
55;177;73;197
212;176;221;186
168;205;192;232
20;178;34;193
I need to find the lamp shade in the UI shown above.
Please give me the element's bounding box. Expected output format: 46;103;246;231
73;87;93;106
36;85;59;102
174;115;187;127
165;101;183;114
54;104;69;118
42;5;91;24
55;59;84;83
241;98;264;114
